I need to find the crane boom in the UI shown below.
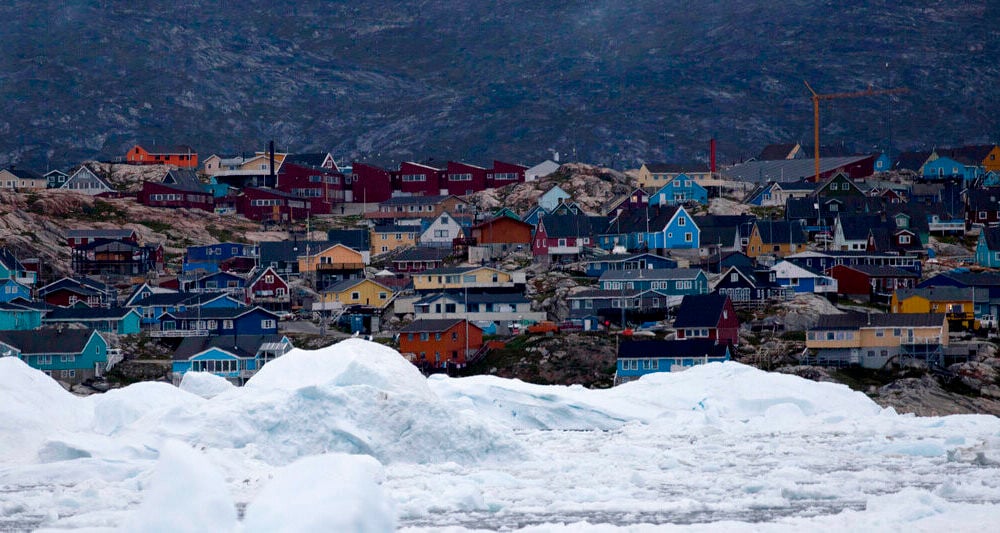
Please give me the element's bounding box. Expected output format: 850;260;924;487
805;81;908;182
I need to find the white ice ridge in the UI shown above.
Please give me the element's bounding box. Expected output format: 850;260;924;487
0;339;998;531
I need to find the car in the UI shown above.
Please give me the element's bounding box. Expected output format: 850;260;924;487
275;310;296;321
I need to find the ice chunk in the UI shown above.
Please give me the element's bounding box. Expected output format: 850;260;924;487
88;381;203;436
242;453;394;532
179;371;236;399
120;440;238;533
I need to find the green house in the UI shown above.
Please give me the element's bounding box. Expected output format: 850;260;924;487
42;307;142;335
0;328;108;384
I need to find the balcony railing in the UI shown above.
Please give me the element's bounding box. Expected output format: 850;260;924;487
899;336;942;345
313;262;364;271
149;329;210;338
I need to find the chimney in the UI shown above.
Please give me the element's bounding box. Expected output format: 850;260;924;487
710;138;717;174
268;140;276;188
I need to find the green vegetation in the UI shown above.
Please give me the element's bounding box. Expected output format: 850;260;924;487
74;200;127;222
138;219;172;233
206;225;242;243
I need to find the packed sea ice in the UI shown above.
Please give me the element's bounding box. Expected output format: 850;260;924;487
1;338;999;531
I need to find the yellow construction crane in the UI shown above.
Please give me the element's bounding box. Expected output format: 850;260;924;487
804;81;908;182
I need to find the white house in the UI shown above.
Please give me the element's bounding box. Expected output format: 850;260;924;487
770;260;838;294
525;160;560;182
419;212;465;247
61;167;113;195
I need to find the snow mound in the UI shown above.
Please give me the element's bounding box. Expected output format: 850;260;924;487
89;381;204;436
0;357;92;462
179;371;236;399
243;453;395;532
121;440;238;533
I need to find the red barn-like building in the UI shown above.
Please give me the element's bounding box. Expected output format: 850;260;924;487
276;162;346;214
138;182;214;211
398;318;483;369
673;293;740;346
486;160;528;188
472;213;533;246
127;145;198;168
350;162;394;204
238;187;310;223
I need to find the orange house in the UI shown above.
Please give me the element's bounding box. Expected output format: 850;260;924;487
472;213;533;245
398;318;483;368
127;145;199;168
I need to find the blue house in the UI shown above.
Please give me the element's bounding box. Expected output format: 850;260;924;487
129;292;242;328
0;248;36;286
714;266;790;305
158;306;280;336
598;205;699;252
584;253;678;277
0;328;108;384
184;270;248;298
649;174;708;206
0;279;31;303
873;152;892;173
598;268;708;294
770;260;838;295
184;242;258;273
43;307;142;335
923;156;983;184
918;271;1000;322
976;227;1000;268
616;339;731;384
171;334;293;384
0;302;43;331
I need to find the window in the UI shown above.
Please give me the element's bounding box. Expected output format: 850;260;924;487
351;291;360;300
876;329;884;337
224;320;234;329
420;332;429;341
899;235;911;244
685;232;692;242
262;319;277;329
678;217;686;226
830;183;838;191
207;320;217;329
730;273;738;282
37;355;51;365
265;275;274;284
379;292;388;300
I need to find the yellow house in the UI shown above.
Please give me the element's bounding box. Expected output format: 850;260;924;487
637;163;712;189
320;278;394;309
745;221;808;258
891;286;978;328
371;224;417;255
412;266;515;291
0;168;48;190
806;313;948;368
298;244;367;274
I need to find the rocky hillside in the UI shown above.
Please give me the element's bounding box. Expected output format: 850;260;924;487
471;163;637;215
2;1;996;170
0;188;269;278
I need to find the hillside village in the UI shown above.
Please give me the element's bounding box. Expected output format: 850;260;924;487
3;143;1000;414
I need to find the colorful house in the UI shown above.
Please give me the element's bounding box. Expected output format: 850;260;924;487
413;266;518;292
171;334;293;384
298;243;367;274
828;265;918;302
127;144;198;168
637;163;712;189
412;291;546;323
599;205;699;252
37;277;117;308
390;247;452;274
532;213;601;262
368;195;469;223
598;268;708;294
371;224;418;255
0;302;43;331
0;328;109;384
672;293;739;345
471;213;533;248
45;170;69;189
770;260;838;295
891;287;978;330
138;181;213;211
538;185;571;212
976;227;1000;268
922;155;983;184
419;212;466;247
320;278;395;309
349;162;394;203
42;307;142;335
745;220;808;258
398;318;484;369
246;267;290;310
0;248;36;286
616;339;731;384
0;167;47;190
713;266;789;305
649;174;708;206
158;306;280;337
183;242;258;274
129;292;242;328
806;313;948;368
237;187;310;223
71;239;162;279
583;253;678;277
0;280;32;303
485;160;528;188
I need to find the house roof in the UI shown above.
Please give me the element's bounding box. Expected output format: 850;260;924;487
0;248;26;272
131;291;232;308
722;156;870;184
937;145;996;166
754;220;808;245
162;169;204;191
894;152;932;172
399;318;471;333
66;229;137;240
673;293;730;328
539;213;600;239
0;328;101;355
164;306;275;320
757;143;801;161
812;312;945;330
380;195;455;206
599;268;702;282
4;167;44;180
260;240;340;263
836;264;918;278
324;277;391;294
284;153;332;168
326;229;370;250
606;205;682;234
645;163;710;173
173;334;287;361
137;144;195;155
392;247;452;262
568;288;646;299
894;286;974;303
373;224;418;234
618;339;729;359
44;307;136;321
415;290;530;305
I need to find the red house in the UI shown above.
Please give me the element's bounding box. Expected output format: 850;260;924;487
472;213;533;246
238;187;310;223
246;266;290;310
138;181;214;211
444;161;488;196
350;162;394;204
829;264;918;302
673;293;740;346
66;229;140;249
486;160;527;188
397;161;445;195
126;145;198;168
275;162;345;214
532;213;597;260
398;318;484;369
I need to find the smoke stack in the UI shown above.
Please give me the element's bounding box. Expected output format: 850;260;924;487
268;140;276;187
710;138;717;174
